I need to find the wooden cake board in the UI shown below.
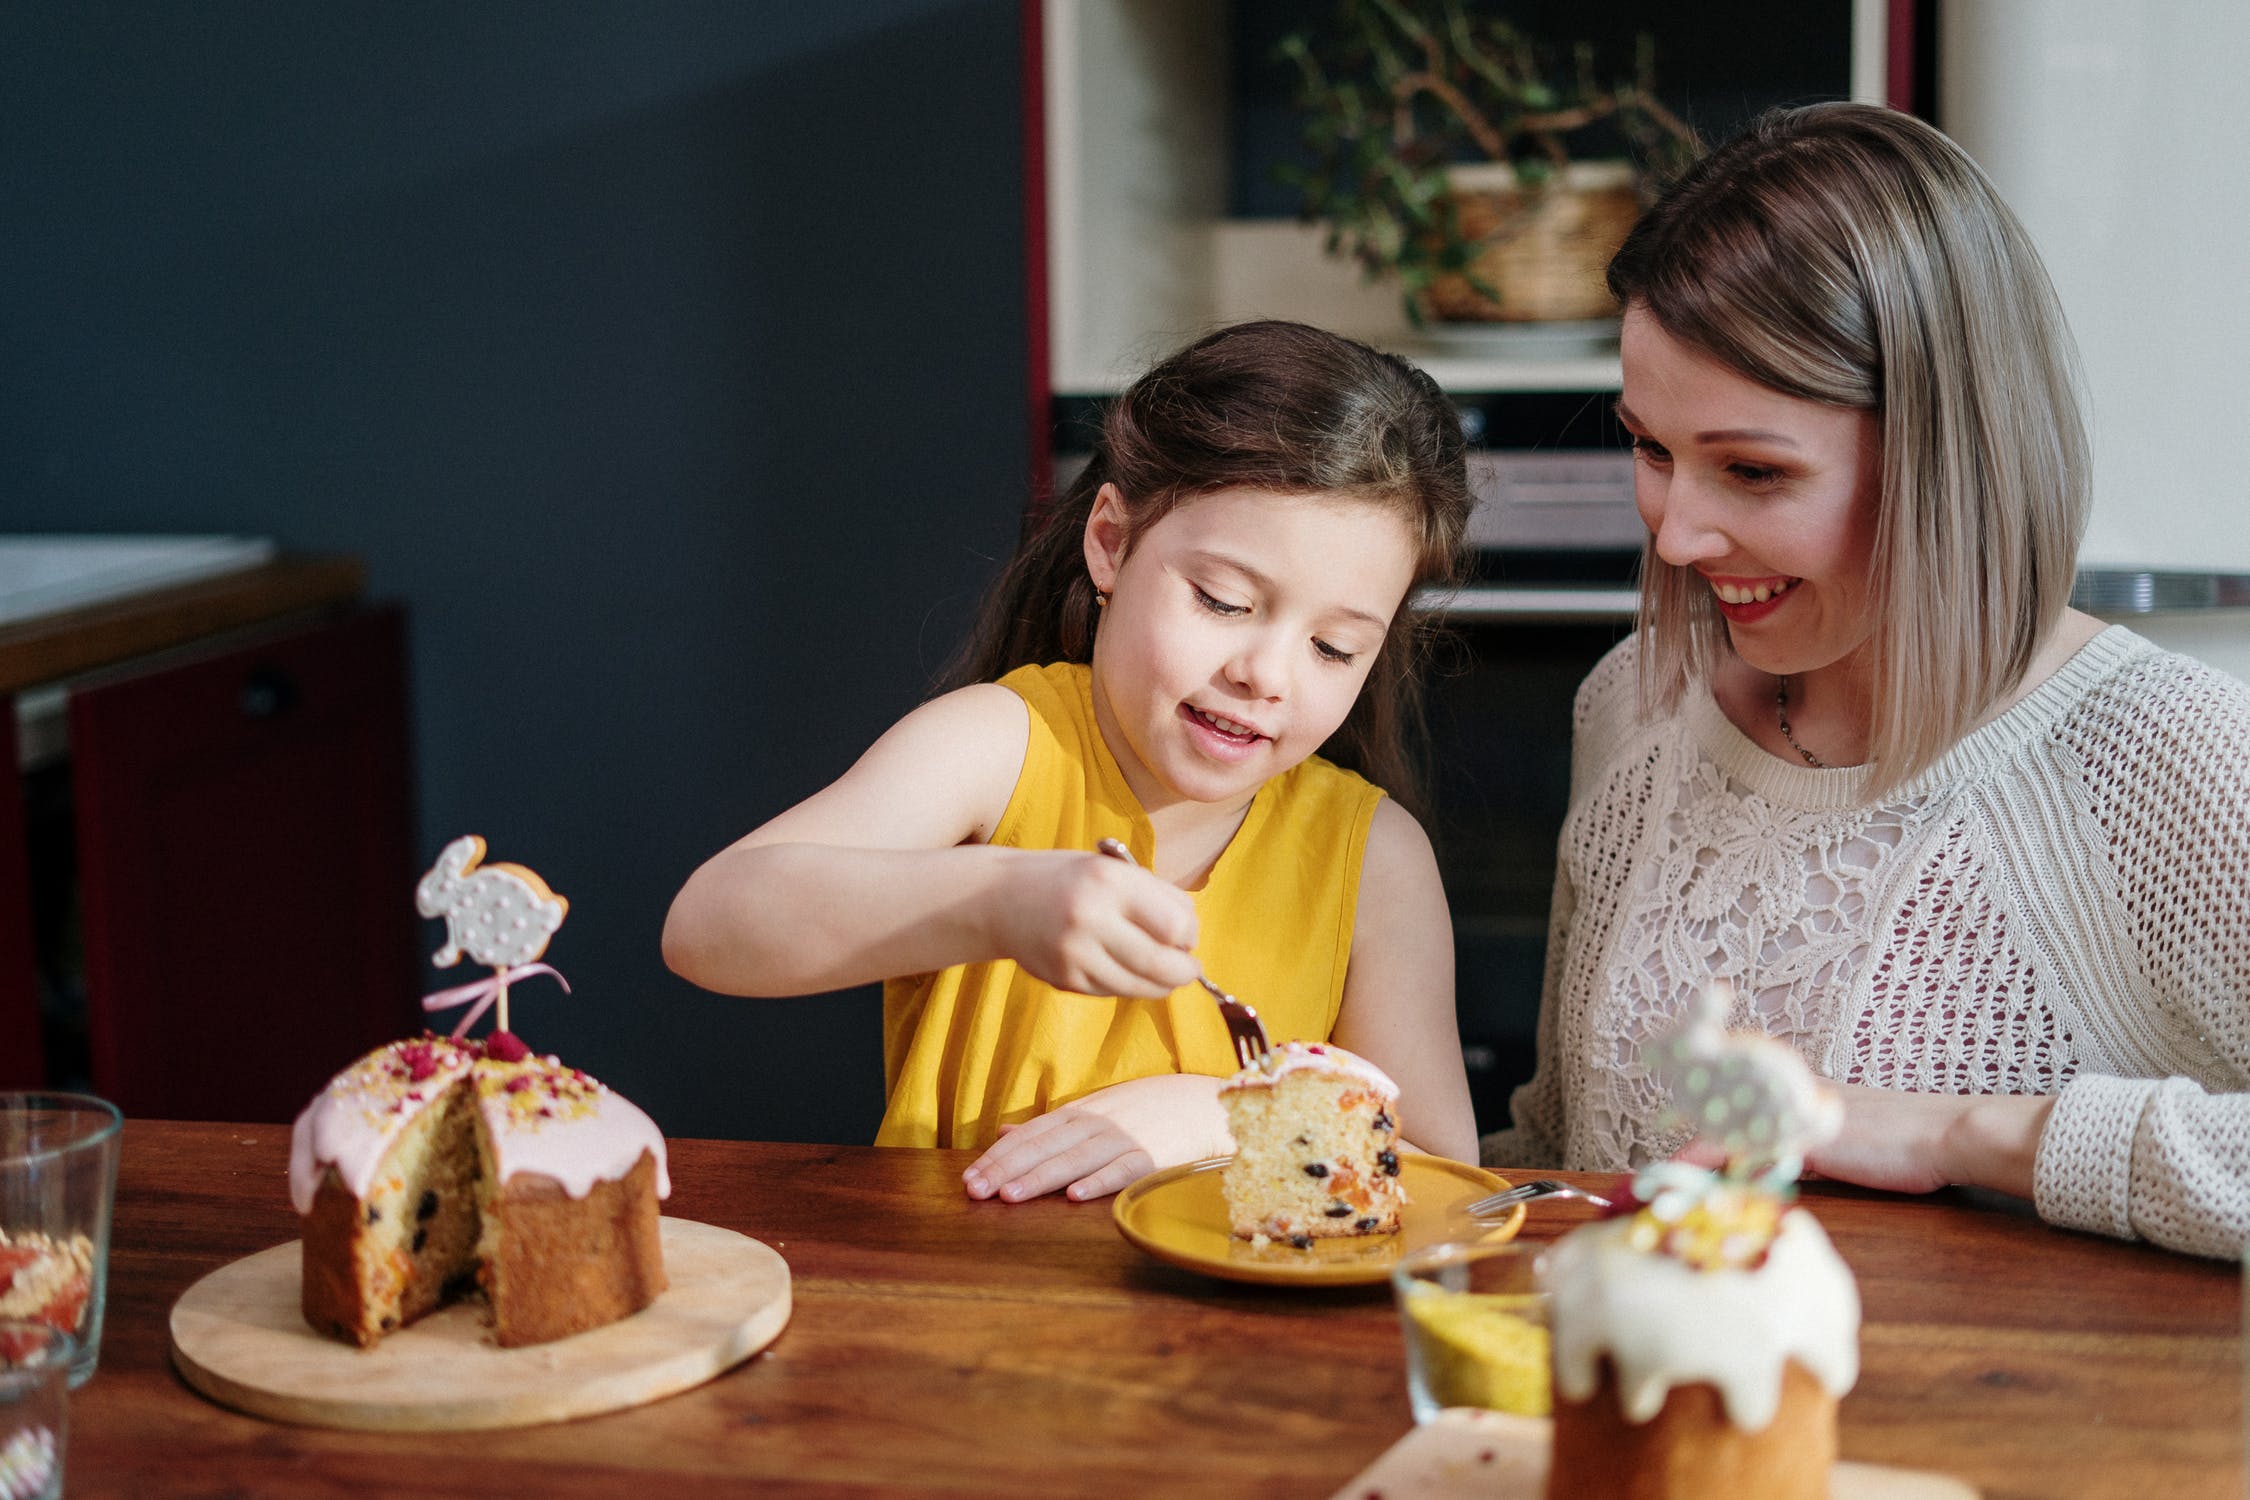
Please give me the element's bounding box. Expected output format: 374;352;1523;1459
1330;1408;1977;1499
170;1217;789;1431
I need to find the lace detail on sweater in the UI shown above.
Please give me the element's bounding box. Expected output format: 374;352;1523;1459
1494;628;2250;1258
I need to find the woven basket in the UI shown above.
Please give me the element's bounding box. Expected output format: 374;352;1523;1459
1421;161;1641;324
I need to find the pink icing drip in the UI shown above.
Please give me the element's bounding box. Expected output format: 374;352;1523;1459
286;1039;670;1215
287;1038;476;1213
473;1056;671;1200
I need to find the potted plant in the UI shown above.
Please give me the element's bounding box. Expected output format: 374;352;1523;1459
1277;0;1700;328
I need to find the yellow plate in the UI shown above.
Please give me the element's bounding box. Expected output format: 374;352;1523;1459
1112;1154;1525;1287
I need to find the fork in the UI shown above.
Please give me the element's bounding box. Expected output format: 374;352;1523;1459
1094;838;1271;1067
1463;1178;1612;1217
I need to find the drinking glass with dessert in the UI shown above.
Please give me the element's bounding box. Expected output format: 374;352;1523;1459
0;1093;121;1389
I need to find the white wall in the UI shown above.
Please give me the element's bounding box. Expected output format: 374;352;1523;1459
1942;0;2250;682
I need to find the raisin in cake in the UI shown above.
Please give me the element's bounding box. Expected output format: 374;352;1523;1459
1218;1041;1405;1244
288;1031;669;1348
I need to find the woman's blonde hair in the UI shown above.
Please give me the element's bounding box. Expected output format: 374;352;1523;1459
1607;103;2087;797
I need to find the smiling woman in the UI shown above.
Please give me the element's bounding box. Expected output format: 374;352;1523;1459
1483;103;2250;1261
665;320;1480;1204
1612;308;1885;767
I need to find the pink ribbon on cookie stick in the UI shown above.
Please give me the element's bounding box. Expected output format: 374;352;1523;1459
421;963;570;1040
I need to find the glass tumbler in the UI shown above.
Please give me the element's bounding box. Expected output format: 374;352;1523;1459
0;1319;71;1500
1391;1237;1553;1423
0;1094;123;1388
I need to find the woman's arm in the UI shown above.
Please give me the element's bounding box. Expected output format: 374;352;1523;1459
1803;1075;2250;1264
1330;798;1478;1164
1810;651;2250;1257
2028;653;2250;1257
1480;637;1634;1172
1800;1085;2052;1197
661;684;1200;999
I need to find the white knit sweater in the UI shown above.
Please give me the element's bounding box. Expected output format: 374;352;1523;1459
1483;626;2250;1258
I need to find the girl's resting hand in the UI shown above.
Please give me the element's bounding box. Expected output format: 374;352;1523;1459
961;1073;1231;1204
991;850;1204;1000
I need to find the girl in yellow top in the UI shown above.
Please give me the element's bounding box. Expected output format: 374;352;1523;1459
664;320;1478;1202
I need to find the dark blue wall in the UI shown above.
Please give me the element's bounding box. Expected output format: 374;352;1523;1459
0;3;1028;1142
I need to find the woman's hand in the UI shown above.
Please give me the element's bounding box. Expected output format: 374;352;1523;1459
989;850;1203;999
1793;1083;2055;1199
962;1074;1231;1204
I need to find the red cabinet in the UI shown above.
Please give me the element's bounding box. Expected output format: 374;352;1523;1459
0;710;37;1085
0;577;419;1120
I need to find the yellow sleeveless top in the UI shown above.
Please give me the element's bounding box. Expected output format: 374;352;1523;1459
876;660;1385;1148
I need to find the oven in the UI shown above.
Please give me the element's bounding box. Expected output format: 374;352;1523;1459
1422;400;1643;1134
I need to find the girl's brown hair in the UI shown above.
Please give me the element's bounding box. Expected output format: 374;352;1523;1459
951;319;1472;815
1608;103;2088;797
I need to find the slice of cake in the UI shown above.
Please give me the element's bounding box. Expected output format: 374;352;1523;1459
1218;1041;1405;1244
290;1030;670;1348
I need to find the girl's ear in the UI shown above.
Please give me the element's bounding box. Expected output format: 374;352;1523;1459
1083;482;1129;595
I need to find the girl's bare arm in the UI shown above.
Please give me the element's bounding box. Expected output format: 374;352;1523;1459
661;684;1198;998
1330;798;1479;1163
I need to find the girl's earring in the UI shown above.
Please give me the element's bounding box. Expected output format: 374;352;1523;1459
1094;589;1109;608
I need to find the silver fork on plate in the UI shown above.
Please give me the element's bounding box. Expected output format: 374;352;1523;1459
1463;1178;1611;1217
1094;837;1270;1067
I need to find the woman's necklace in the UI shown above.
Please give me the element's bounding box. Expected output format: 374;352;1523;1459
1773;676;1828;768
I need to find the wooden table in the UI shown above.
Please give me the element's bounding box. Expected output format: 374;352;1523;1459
70;1122;2243;1498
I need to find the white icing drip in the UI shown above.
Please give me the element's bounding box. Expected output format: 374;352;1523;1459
287;1039;475;1214
1547;1210;1859;1431
1220;1040;1399;1098
476;1059;672;1200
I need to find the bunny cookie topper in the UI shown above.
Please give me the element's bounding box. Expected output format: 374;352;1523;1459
416;835;572;1039
1647;978;1843;1190
1618;979;1846;1271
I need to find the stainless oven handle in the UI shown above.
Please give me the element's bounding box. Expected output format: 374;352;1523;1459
1418;585;1641;623
2070;570;2250;614
1425;570;2250;625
